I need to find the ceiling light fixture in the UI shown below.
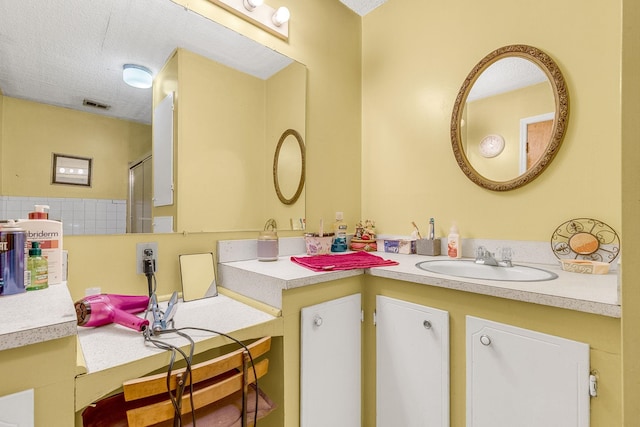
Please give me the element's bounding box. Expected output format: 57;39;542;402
122;64;153;89
206;0;289;40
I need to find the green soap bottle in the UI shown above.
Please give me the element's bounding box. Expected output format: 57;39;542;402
27;241;48;291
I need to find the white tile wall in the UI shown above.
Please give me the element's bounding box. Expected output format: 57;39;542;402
0;196;127;235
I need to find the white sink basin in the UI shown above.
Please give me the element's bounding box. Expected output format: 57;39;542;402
415;260;558;282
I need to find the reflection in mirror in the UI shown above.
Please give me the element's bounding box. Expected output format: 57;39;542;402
179;253;218;302
0;0;306;235
463;58;553;182
451;45;569;191
52;154;93;187
273;129;305;206
153;50;307;233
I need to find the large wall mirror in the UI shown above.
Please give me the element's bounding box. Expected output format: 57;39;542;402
451;44;569;191
0;0;306;235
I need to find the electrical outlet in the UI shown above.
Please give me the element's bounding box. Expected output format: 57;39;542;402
136;242;158;274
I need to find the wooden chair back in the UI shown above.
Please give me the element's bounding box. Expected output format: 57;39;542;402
122;336;272;427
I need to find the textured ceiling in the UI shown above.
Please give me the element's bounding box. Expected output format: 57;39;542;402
0;0;293;124
0;0;387;125
467;57;548;102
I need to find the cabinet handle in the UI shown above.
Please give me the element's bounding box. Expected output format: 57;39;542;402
480;334;492;346
423;320;432;329
313;316;323;327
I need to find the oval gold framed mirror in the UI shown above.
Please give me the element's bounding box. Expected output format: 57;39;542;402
451;44;569;191
273;128;305;205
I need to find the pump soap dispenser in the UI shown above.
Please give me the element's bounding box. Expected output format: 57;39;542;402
27;241;48;291
257;219;279;262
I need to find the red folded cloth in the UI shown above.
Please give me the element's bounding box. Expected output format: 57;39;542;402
291;251;399;272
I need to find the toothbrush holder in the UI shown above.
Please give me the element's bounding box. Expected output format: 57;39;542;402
304;233;334;255
416;238;441;256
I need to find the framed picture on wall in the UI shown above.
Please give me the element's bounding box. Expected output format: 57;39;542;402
51;153;92;186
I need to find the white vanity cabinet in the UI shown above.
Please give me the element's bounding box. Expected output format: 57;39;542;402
466;316;590;427
376;296;450;427
0;389;34;426
300;293;362;427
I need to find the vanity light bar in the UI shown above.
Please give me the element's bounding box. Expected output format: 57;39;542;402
206;0;289;40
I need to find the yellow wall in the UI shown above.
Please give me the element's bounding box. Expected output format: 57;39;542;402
65;232;241;300
178;49;267;231
266;61;307;230
361;0;621;240
0;97;151;199
620;0;640;423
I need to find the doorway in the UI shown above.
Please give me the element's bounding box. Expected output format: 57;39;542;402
519;112;554;174
128;155;152;233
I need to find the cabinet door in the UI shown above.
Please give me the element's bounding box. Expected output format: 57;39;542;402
153;92;174;207
467;316;590;427
376;296;450;427
300;293;361;427
0;389;34;426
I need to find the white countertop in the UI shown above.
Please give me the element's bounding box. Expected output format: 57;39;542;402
0;283;77;351
77;293;277;374
218;257;364;309
371;252;620;317
219;252;620;317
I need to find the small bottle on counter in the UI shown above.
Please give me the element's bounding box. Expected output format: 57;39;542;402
331;212;348;252
447;224;462;259
26;241;48;290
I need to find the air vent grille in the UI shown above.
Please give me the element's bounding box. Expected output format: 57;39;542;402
83;99;111;110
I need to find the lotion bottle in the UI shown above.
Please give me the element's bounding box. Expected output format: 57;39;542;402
447;224;462;259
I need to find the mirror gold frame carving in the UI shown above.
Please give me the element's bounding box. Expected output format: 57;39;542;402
451;44;569;191
273;129;305;205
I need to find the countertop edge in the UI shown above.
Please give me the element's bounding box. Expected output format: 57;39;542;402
0;318;78;351
0;283;78;351
368;268;621;318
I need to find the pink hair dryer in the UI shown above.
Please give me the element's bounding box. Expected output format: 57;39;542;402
75;294;150;332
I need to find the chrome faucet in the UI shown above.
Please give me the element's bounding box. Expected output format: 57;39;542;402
475;246;513;268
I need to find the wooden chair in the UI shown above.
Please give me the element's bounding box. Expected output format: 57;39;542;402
121;336;274;427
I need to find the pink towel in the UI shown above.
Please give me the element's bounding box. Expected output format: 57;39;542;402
291;251;399;272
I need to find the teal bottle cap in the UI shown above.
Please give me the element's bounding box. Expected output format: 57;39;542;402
29;241;42;256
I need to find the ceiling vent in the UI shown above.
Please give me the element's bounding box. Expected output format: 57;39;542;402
83;99;111;110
